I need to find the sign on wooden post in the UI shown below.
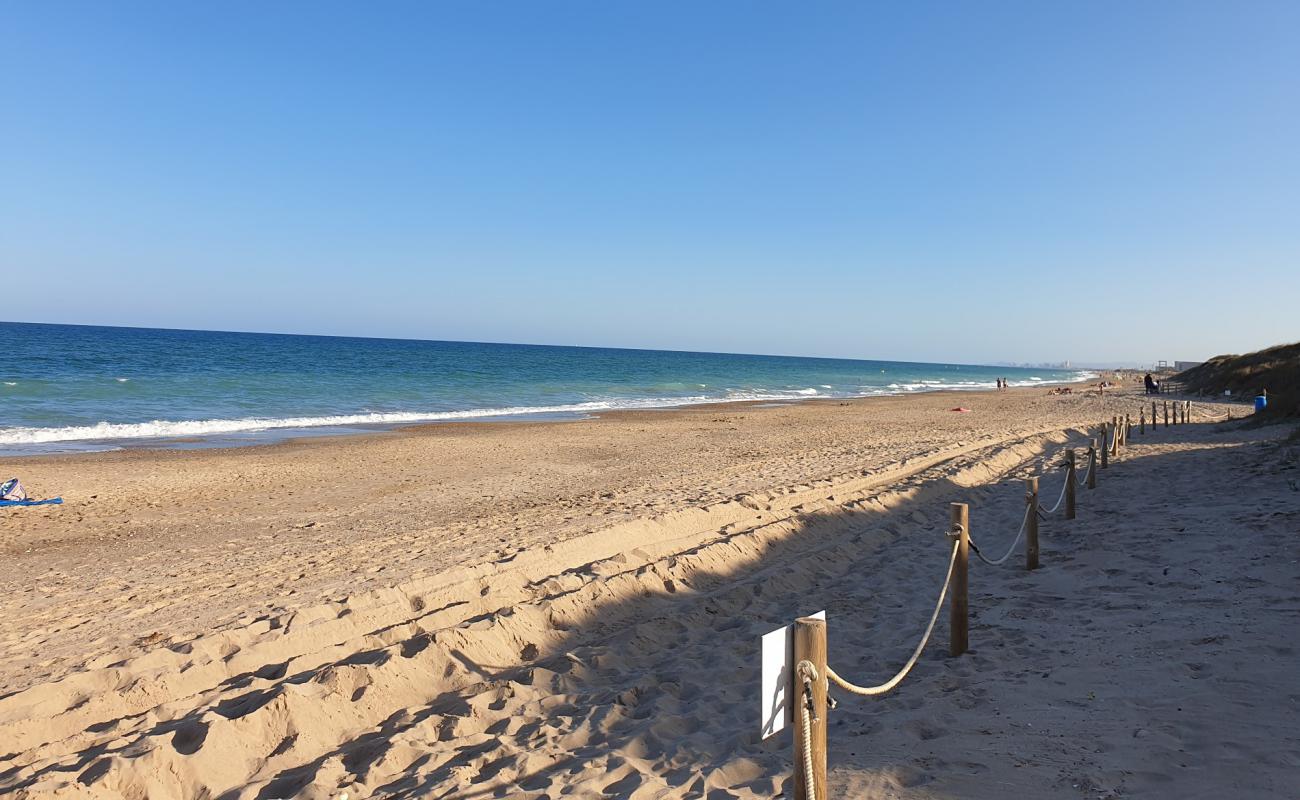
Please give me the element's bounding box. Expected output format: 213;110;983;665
760;610;825;740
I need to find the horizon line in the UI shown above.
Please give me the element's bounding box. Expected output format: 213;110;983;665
1;318;1098;372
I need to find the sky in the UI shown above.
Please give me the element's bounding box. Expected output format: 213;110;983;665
2;1;1297;365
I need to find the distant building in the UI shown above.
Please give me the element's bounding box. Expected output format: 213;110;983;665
1174;361;1203;371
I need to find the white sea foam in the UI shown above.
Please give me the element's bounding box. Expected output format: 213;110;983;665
3;382;15;386
0;390;828;445
115;377;130;382
0;371;1098;446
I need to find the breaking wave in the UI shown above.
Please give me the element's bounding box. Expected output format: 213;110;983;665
0;372;1097;447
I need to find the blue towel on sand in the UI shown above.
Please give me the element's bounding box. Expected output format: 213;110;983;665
0;498;62;507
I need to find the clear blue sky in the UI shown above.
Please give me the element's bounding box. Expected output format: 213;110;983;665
3;1;1297;364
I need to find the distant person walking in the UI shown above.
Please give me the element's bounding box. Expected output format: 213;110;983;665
1144;373;1156;395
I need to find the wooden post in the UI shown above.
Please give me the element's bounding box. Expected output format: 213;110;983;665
1087;439;1098;489
792;617;827;800
1100;424;1109;469
1065;449;1077;520
949;502;969;657
1140;408;1145;434
1164;401;1170;427
1152;401;1158;429
1026;477;1039;570
1185;401;1191;423
1110;417;1119;456
1125;414;1132;444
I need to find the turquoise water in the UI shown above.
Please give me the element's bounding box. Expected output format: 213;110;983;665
0;322;1090;453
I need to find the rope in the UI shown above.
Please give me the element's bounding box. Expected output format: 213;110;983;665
823;538;960;697
796;660;819;800
1076;456;1093;486
799;699;816;800
1039;469;1070;514
969;501;1032;566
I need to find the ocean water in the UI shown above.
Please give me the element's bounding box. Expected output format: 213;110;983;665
0;322;1091;453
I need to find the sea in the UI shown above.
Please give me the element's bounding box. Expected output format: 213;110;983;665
0;322;1092;454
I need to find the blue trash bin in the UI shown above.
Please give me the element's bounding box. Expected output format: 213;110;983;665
1255;395;1268;412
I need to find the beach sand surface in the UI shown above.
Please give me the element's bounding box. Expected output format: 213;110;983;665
1;388;1295;798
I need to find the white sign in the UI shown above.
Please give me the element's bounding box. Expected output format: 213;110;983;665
759;610;825;739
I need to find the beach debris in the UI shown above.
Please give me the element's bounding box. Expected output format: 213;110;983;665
950;407;971;413
0;477;63;507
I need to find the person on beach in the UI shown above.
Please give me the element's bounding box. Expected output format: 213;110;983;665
1144;373;1156;394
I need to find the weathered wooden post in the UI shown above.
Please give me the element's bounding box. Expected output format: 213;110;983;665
1140;408;1146;434
1087;439;1098;489
1164;401;1170;426
1065;449;1077;520
1125;414;1132;444
792;617;827;800
1152;400;1158;429
1100;424;1109;469
949;502;969;657
1186;401;1191;423
1026;477;1039;570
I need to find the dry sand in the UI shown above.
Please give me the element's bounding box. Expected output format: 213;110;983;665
0;388;1295;798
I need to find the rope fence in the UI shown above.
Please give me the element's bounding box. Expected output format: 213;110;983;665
824;537;960;695
784;398;1209;800
970;504;1031;566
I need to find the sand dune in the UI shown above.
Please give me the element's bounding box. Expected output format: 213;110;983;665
2;390;1294;797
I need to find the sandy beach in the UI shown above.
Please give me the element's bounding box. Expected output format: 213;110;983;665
2;387;1295;798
